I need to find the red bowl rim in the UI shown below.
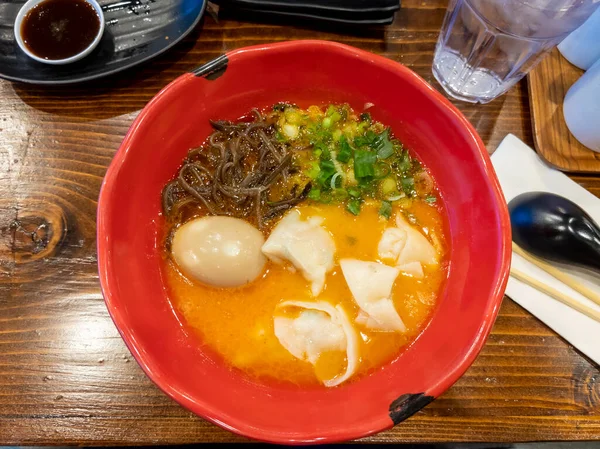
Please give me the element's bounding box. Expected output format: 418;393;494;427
97;40;511;444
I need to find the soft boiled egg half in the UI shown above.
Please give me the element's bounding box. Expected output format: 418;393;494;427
171;216;267;287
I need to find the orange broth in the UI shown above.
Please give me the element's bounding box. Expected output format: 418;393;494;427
163;199;449;387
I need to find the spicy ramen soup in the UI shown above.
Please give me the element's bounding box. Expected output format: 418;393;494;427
161;103;449;387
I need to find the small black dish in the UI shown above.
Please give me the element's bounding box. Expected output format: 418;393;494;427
0;0;207;85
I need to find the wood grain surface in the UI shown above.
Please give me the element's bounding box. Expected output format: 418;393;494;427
1;0;599;444
528;48;600;173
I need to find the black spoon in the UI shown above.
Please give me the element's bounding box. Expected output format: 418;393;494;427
508;191;600;273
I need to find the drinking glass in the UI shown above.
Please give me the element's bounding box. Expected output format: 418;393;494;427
433;0;600;103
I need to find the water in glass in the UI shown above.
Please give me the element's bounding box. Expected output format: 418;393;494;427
433;0;600;103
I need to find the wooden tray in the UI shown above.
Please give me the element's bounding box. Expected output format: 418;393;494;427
528;47;600;173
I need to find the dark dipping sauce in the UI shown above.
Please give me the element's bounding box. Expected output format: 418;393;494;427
21;0;101;60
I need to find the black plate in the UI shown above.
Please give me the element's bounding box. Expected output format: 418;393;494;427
0;0;207;85
212;0;399;25
212;0;400;13
222;6;396;24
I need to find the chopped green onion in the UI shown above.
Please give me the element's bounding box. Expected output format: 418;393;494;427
282;123;299;140
347;186;361;198
379;200;392;219
319;191;333;203
353;134;369;148
354;150;377;178
357;121;369;133
374;162;391;179
285;108;302;125
401;176;415;194
381;177;397;195
274;103;424;218
306;161;320;179
307;123;332;144
375;129;395;159
365;130;377;143
333;188;349;200
377;140;395;159
387;193;406;201
316;159;336;187
320;159;336;172
273;103;287;112
314;141;329;158
358;180;376;194
323;107;341;127
337;136;352;163
330;172;343;190
347;198;362;215
377;146;395;160
425;195;437;203
396;151;412;173
308;188;321;200
354;130;379;149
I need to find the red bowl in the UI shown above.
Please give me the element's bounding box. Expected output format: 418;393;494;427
97;40;511;444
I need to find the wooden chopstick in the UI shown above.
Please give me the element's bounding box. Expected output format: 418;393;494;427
510;267;600;323
512;242;600;308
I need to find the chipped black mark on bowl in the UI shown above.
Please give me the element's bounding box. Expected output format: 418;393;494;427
192;54;228;80
389;392;434;425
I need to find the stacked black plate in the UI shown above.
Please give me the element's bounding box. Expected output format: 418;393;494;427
213;0;401;25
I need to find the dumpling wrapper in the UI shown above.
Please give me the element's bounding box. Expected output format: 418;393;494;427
273;300;359;387
339;259;406;333
262;210;336;296
378;213;439;278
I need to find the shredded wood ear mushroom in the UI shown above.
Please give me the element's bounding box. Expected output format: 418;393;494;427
162;109;309;229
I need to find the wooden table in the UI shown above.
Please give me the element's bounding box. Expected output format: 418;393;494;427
1;0;599;445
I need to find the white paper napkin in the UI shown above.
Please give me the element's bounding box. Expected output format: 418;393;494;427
491;134;600;365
